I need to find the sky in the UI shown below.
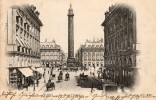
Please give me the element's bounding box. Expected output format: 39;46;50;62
34;0;112;53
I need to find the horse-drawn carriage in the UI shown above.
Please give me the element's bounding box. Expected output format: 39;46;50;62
65;73;70;81
58;71;63;81
46;80;55;91
52;74;56;79
59;71;63;76
79;73;88;80
58;75;63;81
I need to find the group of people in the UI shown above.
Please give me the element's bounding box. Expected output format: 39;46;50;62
17;77;40;91
58;71;70;81
46;71;70;91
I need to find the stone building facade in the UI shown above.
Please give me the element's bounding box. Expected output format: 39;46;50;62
75;39;104;70
5;5;43;88
40;39;65;68
101;4;137;87
75;49;82;67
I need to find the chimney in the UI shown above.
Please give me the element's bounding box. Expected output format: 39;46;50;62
31;5;36;11
35;11;40;17
45;38;47;42
105;11;109;18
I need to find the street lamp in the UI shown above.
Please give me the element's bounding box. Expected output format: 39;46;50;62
49;65;53;80
33;71;36;91
44;67;46;83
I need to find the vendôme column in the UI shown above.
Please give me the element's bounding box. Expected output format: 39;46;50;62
67;4;76;67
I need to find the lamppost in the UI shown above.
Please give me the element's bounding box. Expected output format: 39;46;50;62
42;63;46;83
44;67;46;83
49;65;53;80
33;71;36;91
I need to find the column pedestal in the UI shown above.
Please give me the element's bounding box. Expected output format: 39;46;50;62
67;58;76;67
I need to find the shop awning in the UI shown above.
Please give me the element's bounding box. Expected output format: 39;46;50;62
26;43;31;49
18;68;33;77
20;40;29;48
16;10;23;18
31;67;38;71
16;38;24;47
36;68;44;74
24;42;30;49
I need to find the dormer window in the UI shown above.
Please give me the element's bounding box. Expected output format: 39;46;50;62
46;45;49;48
50;45;53;48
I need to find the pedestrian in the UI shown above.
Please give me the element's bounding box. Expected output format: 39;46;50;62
25;82;28;91
93;72;95;78
37;79;39;87
91;83;94;93
120;84;125;93
34;79;37;87
26;78;29;91
31;79;34;86
26;84;28;91
17;78;21;90
58;68;59;71
98;73;100;78
52;82;55;90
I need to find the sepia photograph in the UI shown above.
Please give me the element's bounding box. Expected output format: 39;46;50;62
0;0;156;100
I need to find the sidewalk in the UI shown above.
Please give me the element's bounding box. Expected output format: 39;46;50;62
91;76;131;93
21;78;46;92
17;68;52;92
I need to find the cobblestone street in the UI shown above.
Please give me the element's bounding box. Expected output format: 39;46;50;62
39;68;103;94
15;67;130;94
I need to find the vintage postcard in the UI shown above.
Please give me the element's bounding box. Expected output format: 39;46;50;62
0;0;156;100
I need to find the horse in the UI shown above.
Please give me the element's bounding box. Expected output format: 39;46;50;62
46;80;55;91
52;74;56;79
58;75;63;82
79;73;88;80
59;71;63;76
65;73;70;81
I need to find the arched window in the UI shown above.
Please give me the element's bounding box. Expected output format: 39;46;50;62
92;52;95;60
88;52;91;60
46;45;49;49
42;45;45;49
50;45;53;48
100;44;103;47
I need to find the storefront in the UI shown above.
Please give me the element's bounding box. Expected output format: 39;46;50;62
8;67;33;89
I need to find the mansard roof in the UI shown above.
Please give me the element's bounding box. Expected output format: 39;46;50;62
40;39;60;49
13;4;43;28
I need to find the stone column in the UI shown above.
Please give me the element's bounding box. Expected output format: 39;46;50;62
67;4;76;67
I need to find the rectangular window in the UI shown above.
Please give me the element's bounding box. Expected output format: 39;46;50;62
16;16;20;24
20;18;23;26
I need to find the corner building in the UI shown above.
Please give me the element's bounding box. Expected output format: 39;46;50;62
40;39;65;68
101;4;137;87
6;5;43;88
76;39;104;70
